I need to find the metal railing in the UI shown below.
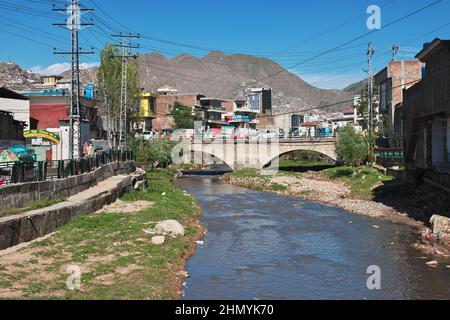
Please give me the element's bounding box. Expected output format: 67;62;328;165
0;150;133;186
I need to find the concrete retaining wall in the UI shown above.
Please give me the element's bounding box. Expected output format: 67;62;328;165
0;161;136;211
0;169;146;250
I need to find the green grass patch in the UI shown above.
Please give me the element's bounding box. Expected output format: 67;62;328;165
0;198;66;218
224;168;269;180
278;160;335;169
323;166;393;198
270;183;289;192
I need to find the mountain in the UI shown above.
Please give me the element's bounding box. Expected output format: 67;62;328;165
137;51;355;113
0;62;40;91
59;67;98;85
1;52;356;113
343;79;367;94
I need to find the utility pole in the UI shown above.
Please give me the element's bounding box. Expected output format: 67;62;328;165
367;43;376;162
391;45;400;61
112;33;140;150
53;0;94;159
99;70;112;149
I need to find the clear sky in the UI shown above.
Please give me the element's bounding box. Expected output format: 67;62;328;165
0;0;449;90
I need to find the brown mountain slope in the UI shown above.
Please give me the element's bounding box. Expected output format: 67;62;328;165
137;51;354;113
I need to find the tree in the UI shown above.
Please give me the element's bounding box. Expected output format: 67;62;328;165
97;45;140;147
170;102;202;130
130;139;175;170
335;126;368;167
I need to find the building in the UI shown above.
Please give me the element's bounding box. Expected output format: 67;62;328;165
136;92;157;132
403;39;450;187
21;89;100;160
31;75;64;90
247;88;273;115
157;85;178;96
0;110;26;147
154;93;205;131
327;108;359;133
224;99;259;129
375;60;423;147
200;98;227;129
0;87;30;129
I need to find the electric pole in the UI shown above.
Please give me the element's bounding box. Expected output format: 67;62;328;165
391;45;400;61
367;43;375;162
53;0;94;159
99;70;112;149
112;33;140;150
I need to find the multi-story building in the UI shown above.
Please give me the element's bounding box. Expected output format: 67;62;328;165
136;92;157;132
224;99;259;129
200;98;227;129
375;60;424;147
154;93;205;131
403;38;450;188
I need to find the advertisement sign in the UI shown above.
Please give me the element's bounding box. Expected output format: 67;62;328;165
24;130;61;144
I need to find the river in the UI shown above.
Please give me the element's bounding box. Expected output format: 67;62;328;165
177;176;450;300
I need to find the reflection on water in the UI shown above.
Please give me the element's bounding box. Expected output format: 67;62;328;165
177;177;450;300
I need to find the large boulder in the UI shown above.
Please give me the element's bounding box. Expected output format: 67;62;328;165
154;220;185;237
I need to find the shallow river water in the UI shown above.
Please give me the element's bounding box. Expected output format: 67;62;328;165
177;176;450;300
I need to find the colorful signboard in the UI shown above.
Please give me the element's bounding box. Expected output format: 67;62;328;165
24;130;61;144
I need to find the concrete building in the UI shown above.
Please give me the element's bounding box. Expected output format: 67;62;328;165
136;92;157;132
0;110;26;147
375;60;424;147
403;38;450;188
154;93;205;131
200;98;227;129
224;99;259;129
21;90;100;160
0;87;30;129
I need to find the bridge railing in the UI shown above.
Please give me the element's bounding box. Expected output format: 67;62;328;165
0;150;133;186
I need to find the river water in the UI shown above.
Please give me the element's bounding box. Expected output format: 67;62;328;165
177;176;450;300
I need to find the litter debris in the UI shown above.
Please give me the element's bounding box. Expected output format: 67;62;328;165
151;236;165;245
426;261;439;267
196;241;204;246
372;225;380;229
161;192;166;196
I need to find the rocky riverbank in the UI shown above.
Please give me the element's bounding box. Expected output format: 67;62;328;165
223;169;450;258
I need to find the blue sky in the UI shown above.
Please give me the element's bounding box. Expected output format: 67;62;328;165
0;0;449;90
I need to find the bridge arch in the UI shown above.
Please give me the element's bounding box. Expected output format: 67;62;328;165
177;140;337;171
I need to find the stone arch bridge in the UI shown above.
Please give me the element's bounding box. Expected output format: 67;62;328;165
172;138;337;171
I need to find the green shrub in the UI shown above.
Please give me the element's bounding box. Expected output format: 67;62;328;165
335;127;367;167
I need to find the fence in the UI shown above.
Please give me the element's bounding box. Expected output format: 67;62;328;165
0;150;133;186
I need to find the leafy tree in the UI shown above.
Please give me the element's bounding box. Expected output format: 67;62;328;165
170;102;202;129
335;126;368;167
130;139;175;170
97;45;140;147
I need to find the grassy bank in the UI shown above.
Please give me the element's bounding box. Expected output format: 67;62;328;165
0;169;203;300
322;166;393;199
